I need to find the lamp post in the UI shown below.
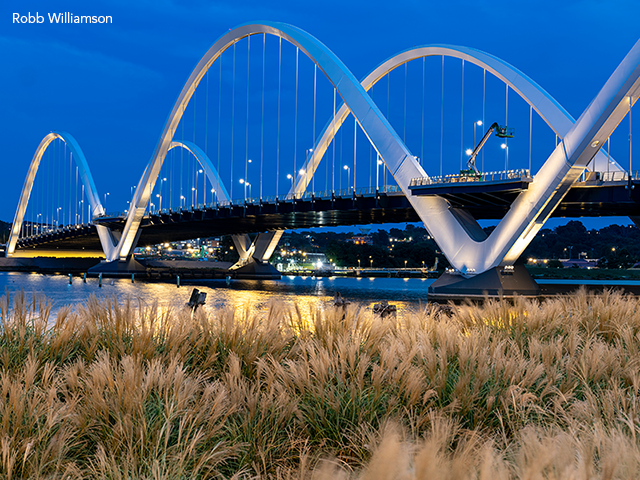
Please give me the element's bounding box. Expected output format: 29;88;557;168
195;169;202;206
180;195;185;209
56;207;61;229
369;256;373;268
240;178;247;201
343;165;351;193
473;120;483;147
36;213;41;235
159;178;166;211
287;174;294;192
501;143;509;171
376;156;383;191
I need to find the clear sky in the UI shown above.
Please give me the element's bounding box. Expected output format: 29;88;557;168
1;0;639;231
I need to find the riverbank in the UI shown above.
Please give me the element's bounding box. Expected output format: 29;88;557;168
0;290;639;478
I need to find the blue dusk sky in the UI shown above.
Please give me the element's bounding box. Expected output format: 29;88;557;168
1;0;639;232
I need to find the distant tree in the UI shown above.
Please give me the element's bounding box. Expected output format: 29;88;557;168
547;259;564;269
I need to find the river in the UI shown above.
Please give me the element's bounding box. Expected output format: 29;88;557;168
2;272;639;321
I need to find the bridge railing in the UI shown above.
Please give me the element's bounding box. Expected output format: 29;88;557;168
94;185;407;219
410;169;531;187
581;170;640;182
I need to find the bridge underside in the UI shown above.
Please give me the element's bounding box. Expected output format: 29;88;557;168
13;182;640;255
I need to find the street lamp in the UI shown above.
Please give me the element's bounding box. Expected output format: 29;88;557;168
240;178;247;201
473;120;483;147
196;169;203;206
56;207;62;228
501;142;509;171
156;193;161;211
343;165;351;192
369;255;373;268
376;156;383;191
159;177;166;211
287;174;294;190
404;259;408;269
180;195;185;209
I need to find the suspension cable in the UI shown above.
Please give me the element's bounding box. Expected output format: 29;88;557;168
421;57;425;166
403;62;407;142
332;88;336;192
294;47;299;194
529;105;532;172
277;36;282;198
440;56;444;177
482;69;486;173
245;35;251;201
312;62;317;193
460;59;464;171
260;33;265;200
205;69;209;205
231;41;236;200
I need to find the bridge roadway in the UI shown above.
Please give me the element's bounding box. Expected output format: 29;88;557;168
13;179;640;254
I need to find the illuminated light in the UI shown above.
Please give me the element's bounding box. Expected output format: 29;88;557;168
501;143;507;149
239;179;245;184
343;165;349;170
476;120;483;126
591;140;600;147
465;148;473;156
299;169;305;175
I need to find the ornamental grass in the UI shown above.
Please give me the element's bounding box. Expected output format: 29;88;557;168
0;288;639;478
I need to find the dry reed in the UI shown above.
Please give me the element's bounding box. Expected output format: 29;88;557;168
0;288;639;478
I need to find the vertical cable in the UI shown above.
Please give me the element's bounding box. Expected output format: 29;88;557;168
277;37;282;197
353;118;358;191
294;47;299;194
529;105;533;172
231;42;236;200
181;106;184;207
460;59;464;171
421;57;425;165
630;96;633;177
245;36;251;201
205;69;209;205
312;63;317;193
260;33;265;200
482;69;486;173
607;137;611;176
332;88;336;192
217;56;222;203
505;84;509;171
193;88;197;205
440;55;444;177
403;62;407;142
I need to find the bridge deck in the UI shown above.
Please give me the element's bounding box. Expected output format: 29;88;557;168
14;180;640;252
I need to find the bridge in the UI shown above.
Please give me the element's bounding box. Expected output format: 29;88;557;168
6;22;640;295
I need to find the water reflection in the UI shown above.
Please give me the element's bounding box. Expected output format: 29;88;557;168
0;272;433;319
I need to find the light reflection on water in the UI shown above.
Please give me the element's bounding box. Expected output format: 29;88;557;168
0;272;434;319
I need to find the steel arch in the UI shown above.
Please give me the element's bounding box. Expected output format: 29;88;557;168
6;131;108;257
168;140;255;263
292;45;620;200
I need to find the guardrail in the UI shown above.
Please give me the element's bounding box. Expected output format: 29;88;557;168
98;185;405;218
410;169;531;187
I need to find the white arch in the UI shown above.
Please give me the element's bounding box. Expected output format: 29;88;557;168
6;131;109;257
290;45;620;198
168;140;255;263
